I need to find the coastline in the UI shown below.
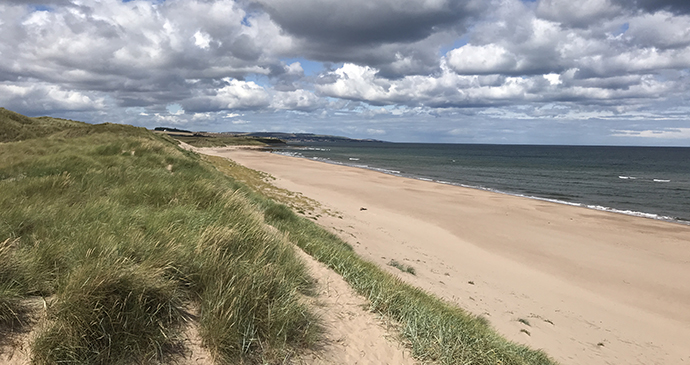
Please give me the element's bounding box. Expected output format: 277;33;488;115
197;146;690;365
271;148;688;225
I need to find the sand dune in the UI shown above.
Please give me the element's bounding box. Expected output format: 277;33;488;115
198;147;690;365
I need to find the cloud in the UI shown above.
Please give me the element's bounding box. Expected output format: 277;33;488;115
611;127;690;139
366;128;386;135
256;0;483;46
624;12;690;49
153;113;184;126
535;0;690;29
317;62;545;108
182;79;270;112
575;47;690;77
452;2;566;75
271;89;323;111
0;0;286;111
0;81;105;115
446;44;518;74
316;62;671;110
2;0;74;5
613;0;690;15
193;31;212;50
256;0;487;76
536;0;622;27
443;0;690;101
0;0;689;145
316;64;391;104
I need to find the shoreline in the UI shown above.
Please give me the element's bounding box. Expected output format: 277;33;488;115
196;146;690;365
270;149;689;226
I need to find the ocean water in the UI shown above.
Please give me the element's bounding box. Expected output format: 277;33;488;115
270;142;690;224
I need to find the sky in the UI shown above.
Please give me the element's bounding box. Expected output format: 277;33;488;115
1;0;690;145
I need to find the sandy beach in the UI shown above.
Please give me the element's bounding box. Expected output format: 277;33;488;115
198;147;690;365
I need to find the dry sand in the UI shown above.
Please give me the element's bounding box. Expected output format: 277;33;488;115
197;147;690;365
292;246;417;365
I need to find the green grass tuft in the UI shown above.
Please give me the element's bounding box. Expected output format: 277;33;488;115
32;260;185;364
387;259;417;275
0;238;28;334
264;202;299;223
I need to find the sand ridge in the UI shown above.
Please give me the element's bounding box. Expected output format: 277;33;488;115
198;147;690;365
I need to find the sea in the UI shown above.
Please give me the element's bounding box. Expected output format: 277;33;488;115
268;142;690;225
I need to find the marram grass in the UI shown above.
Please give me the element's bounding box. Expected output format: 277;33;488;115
31;258;186;364
0;109;319;364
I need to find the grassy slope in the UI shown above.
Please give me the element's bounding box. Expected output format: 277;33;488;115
0;112;318;364
0;107;89;143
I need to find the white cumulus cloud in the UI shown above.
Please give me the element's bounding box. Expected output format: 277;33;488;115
446;44;518;74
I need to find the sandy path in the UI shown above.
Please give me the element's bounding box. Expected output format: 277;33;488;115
197;147;690;365
292;246;417;365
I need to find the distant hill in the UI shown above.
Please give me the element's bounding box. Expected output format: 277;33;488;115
0;108;383;145
154;127;194;134
244;132;386;143
169;134;286;148
153;128;387;144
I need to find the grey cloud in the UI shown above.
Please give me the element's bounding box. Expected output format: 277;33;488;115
536;0;622;28
449;0;690;81
0;81;105;115
228;34;263;61
268;62;309;92
294;29;459;78
536;0;690;29
314;72;340;85
564;75;644;90
302;43;444;78
2;0;74;5
257;0;486;77
614;0;690;15
623;12;690;50
373;36;452;78
451;1;566;75
257;0;484;46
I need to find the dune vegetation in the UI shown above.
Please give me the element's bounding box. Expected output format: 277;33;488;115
0;108;318;364
0;108;556;364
